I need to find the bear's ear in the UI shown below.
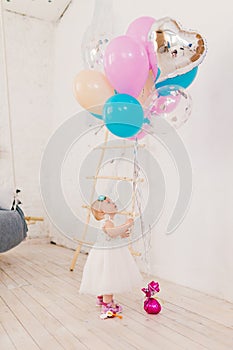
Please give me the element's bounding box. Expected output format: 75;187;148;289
190;35;206;63
156;30;167;50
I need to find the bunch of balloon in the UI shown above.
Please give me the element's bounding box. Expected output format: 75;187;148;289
74;15;207;139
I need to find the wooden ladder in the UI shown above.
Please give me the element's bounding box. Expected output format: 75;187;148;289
70;130;143;271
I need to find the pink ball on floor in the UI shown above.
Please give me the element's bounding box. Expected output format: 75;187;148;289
144;298;161;314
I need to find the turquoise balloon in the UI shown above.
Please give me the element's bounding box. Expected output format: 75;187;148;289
91;112;102;120
156;67;198;90
103;94;144;138
155;67;161;82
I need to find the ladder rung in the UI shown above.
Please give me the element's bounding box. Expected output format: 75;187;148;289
86;175;144;182
94;144;145;150
25;216;44;222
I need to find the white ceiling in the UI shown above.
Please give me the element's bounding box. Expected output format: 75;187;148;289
3;0;73;22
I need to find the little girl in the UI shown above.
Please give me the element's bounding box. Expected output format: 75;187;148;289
79;195;143;314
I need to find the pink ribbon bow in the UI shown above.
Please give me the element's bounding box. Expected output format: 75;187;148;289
141;281;160;297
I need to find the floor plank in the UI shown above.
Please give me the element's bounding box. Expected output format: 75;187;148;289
0;239;232;350
0;281;64;350
0;322;16;350
0;296;40;350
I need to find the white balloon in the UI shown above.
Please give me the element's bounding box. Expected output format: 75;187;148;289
82;0;114;70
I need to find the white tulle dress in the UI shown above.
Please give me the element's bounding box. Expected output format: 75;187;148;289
79;216;143;295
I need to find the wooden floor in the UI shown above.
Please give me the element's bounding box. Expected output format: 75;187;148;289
0;239;232;350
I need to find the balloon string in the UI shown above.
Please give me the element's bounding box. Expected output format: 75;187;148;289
132;139;152;275
94;123;105;135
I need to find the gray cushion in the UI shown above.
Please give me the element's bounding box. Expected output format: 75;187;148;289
0;206;28;253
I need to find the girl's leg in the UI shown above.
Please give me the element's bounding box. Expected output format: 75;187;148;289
103;294;113;304
96;295;103;306
101;294;123;313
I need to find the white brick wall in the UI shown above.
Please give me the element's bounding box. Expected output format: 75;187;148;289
0;12;54;237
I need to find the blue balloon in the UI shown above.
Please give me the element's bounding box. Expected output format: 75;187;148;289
103;94;144;138
155;67;161;82
156;67;198;90
90;112;102;120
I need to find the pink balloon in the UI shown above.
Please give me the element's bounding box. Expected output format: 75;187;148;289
129;128;146;141
151;93;181;115
144;298;161;314
104;35;149;98
126;17;158;78
129;117;151;141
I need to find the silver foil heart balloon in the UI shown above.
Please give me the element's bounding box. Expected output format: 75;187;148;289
148;17;207;80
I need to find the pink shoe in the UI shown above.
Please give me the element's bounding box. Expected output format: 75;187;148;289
96;295;104;306
101;301;123;314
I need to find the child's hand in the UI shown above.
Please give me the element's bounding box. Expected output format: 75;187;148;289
127;218;134;226
120;229;130;239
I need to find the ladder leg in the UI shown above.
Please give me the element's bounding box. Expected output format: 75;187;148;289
70;130;109;271
70;243;83;271
128;246;141;256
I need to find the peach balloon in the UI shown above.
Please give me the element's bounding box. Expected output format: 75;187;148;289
74;70;114;117
137;70;155;106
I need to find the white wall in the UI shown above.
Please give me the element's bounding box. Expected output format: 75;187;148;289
1;1;232;303
51;0;233;303
0;11;55;237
